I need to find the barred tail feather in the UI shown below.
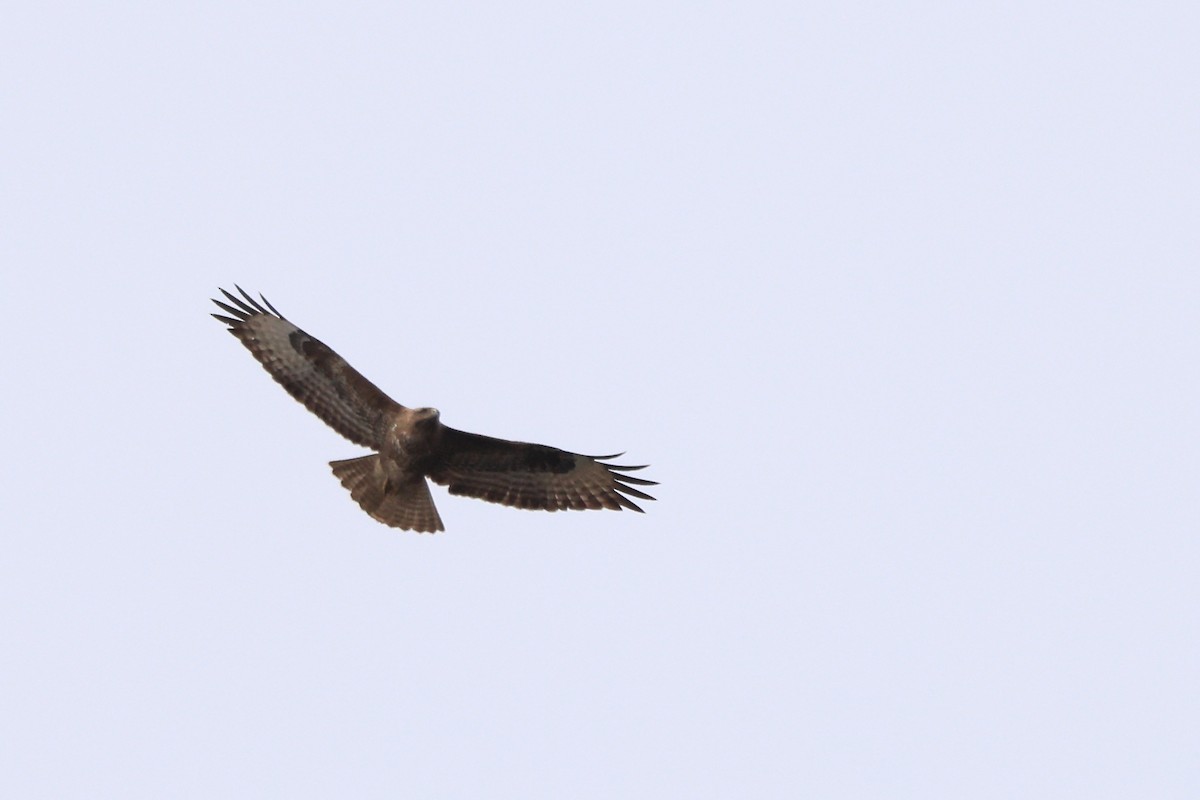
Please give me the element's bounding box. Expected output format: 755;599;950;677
329;455;445;533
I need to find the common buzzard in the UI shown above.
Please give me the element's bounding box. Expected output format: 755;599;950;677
211;287;656;532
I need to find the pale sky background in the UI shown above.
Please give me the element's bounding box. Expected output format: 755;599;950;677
2;2;1197;798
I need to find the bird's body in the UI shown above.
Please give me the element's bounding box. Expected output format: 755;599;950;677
211;287;655;532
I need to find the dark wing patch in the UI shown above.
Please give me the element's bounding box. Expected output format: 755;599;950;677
426;427;657;513
212;286;400;448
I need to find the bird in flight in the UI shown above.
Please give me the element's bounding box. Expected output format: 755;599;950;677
211;286;656;532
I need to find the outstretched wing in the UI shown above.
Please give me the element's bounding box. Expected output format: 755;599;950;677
211;286;400;449
426;427;657;513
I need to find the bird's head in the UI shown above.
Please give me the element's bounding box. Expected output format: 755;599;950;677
412;407;441;430
388;406;443;454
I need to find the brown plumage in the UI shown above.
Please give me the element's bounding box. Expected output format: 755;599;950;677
211;286;656;532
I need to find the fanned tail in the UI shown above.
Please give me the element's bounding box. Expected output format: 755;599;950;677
329;455;444;533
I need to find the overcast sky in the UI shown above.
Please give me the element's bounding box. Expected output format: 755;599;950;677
3;2;1197;797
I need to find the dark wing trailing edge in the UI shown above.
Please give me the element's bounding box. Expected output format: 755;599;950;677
211;286;401;449
426;427;657;513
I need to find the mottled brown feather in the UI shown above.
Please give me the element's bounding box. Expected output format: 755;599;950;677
426;428;658;513
330;455;444;532
212;287;400;449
